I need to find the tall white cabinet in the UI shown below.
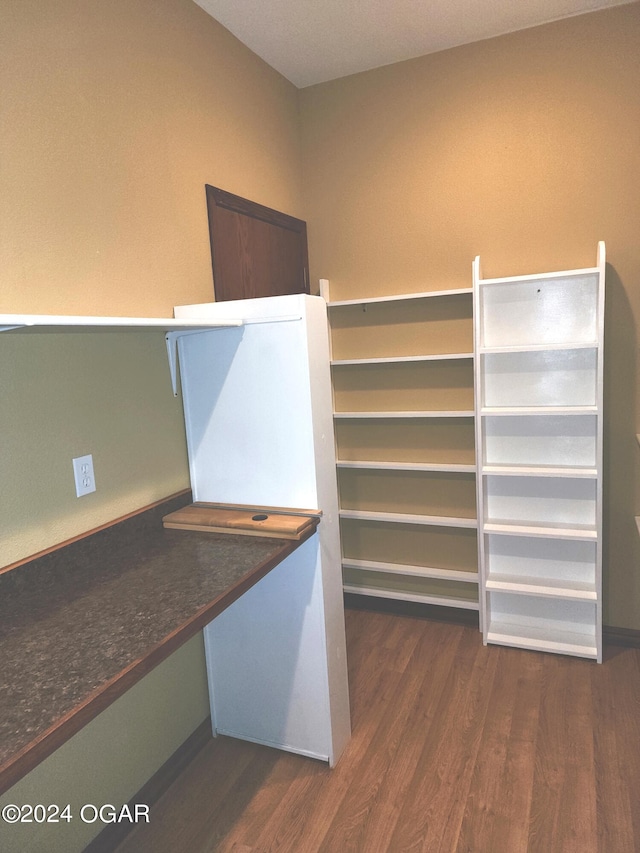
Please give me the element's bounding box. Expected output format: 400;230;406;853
173;294;351;765
473;243;605;661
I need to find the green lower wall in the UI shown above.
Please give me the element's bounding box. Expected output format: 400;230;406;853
0;633;210;853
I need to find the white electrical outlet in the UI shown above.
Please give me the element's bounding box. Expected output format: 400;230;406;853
72;454;96;497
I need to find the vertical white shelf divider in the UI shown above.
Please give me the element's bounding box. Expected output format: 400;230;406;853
173;294;351;766
473;243;605;661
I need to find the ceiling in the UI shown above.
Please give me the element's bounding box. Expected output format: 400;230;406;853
193;0;632;88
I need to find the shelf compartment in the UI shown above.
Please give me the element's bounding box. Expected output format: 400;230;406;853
332;360;475;414
481;348;597;409
328;295;472;360
485;592;598;658
484;474;597;528
342;558;478;583
343;568;479;611
340;519;478;574
338;468;476;519
484;535;596;599
478;273;599;349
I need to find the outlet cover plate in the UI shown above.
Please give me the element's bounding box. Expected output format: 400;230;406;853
72;454;96;497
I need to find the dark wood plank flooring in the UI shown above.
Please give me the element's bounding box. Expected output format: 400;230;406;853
115;607;640;852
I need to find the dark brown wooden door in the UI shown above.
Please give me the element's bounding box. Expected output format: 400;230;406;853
205;186;310;302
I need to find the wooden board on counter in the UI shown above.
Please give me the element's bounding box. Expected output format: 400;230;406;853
162;503;319;540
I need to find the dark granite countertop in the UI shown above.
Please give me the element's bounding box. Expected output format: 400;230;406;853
0;493;318;794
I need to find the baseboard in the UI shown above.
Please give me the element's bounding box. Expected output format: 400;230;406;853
83;717;212;853
603;625;640;648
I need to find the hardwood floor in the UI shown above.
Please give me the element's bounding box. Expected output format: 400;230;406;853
115;607;640;852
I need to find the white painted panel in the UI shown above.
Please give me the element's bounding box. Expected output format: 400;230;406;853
485;535;596;587
485;475;596;526
179;320;318;508
482;348;597;408
205;536;332;760
483;415;597;467
480;274;598;348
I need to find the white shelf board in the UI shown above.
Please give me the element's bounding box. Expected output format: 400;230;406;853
340;509;477;528
343;558;479;583
483;520;597;541
334;410;475;419
486;621;597;659
479;342;597;355
477;266;600;287
337;460;476;473
331;352;473;366
481;464;597;479
327;287;473;307
481;406;598;417
485;574;597;600
343;584;480;611
0;313;243;333
636;516;640;537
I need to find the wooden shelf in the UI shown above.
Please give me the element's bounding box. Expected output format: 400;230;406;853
342;558;478;583
486;621;597;659
344;584;480;610
338;460;476;473
325;287;472;307
477;266;600;286
479;342;597;354
0;313;243;333
485;574;597;600
331;352;473;366
339;509;477;528
483;520;597;540
481;464;597;478
481;406;598;416
334;410;475;419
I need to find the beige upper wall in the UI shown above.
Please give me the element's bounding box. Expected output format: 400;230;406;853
300;2;640;628
0;0;302;317
300;3;640;295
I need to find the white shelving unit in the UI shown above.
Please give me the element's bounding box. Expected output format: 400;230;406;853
320;280;479;612
473;243;605;661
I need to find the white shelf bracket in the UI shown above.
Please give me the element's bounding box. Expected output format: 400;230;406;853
165;323;248;396
165;332;181;397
